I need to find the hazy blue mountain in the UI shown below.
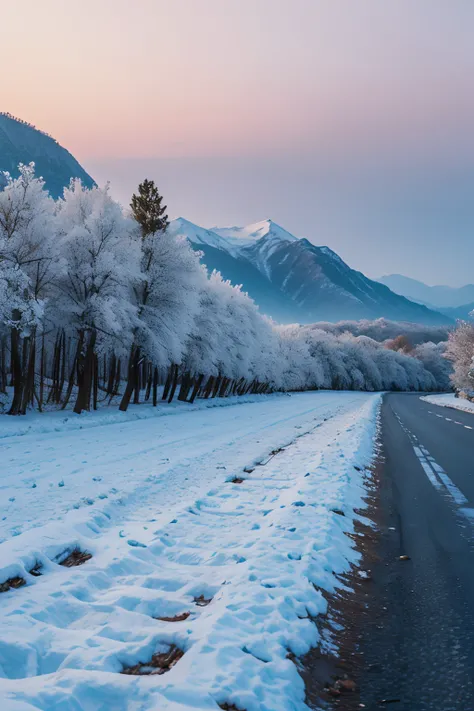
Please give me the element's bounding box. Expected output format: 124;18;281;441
436;302;474;321
0;112;95;198
378;274;474;309
170;218;451;325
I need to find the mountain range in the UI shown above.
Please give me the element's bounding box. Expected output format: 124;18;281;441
0;113;453;326
378;274;474;320
378;274;474;308
169;218;450;325
0;113;95;198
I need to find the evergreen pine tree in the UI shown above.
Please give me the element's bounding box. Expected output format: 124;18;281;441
131;179;169;238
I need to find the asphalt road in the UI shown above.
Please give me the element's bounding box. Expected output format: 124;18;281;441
357;393;474;710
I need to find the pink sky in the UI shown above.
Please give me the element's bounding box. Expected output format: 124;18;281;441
3;0;474;162
3;1;474;285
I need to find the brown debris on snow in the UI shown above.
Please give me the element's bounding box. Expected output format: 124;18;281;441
0;576;26;593
29;562;43;577
194;594;212;606
156;611;191;622
121;645;184;675
230;477;245;484
58;548;92;567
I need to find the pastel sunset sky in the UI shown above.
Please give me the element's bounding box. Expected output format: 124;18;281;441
3;0;474;284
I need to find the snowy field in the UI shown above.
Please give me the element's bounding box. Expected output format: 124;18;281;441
0;391;381;711
421;393;474;415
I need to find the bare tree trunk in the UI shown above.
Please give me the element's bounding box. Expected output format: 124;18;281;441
145;364;152;401
0;336;7;394
8;320;23;415
218;377;229;398
133;354;143;405
203;375;214;399
167;364;179;403
246;379;256;394
152;366;158;406
189;373;204;404
162;365;173;400
62;331;84;410
57;331;66;403
108;358;122;404
39;333;45;411
177;371;191;401
119;346;140;412
93;353;99;410
73;330;96;414
20;334;36;414
106;354;116;396
212;376;222;398
114;359;121;395
47;331;60;404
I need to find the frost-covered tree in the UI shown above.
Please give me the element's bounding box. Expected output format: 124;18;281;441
414;341;451;392
55;180;140;413
119;219;205;410
277;325;315;391
0;164;455;416
445;321;474;393
0;163;56;413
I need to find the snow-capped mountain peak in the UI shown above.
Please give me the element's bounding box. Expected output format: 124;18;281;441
167;218;230;251
168;216;449;325
215;219;299;247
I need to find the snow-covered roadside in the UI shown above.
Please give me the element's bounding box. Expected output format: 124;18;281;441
421;393;474;415
0;391;381;711
0;391;287;440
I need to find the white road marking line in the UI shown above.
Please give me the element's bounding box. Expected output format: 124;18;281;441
445;418;452;422
395;413;472;523
436;414;443;418
413;446;442;490
465;426;473;430
429;461;469;506
455;421;463;425
413;445;470;510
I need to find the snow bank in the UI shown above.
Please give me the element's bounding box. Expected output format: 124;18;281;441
0;391;381;711
0;391;287;441
421;393;474;415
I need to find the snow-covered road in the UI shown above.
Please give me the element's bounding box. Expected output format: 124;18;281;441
0;391;381;711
